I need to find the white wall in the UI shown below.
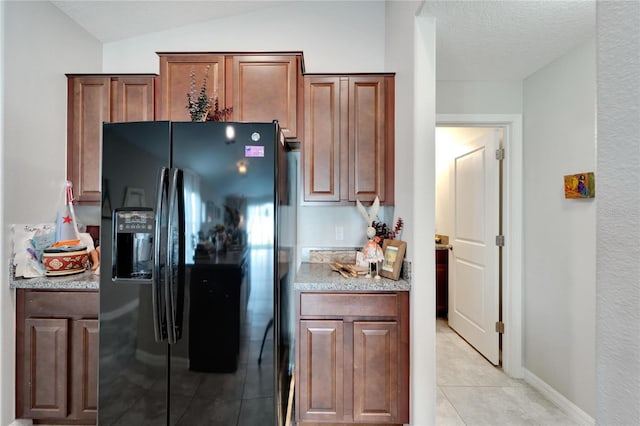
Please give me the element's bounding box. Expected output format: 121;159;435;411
596;2;640;424
0;3;6;424
436;80;523;114
385;1;421;261
1;2;102;424
3;1;102;225
103;1;385;74
522;38;596;416
385;4;434;425
411;12;437;426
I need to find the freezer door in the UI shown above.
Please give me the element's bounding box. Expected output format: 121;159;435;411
99;121;173;425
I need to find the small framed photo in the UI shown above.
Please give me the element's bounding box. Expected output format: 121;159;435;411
379;239;407;281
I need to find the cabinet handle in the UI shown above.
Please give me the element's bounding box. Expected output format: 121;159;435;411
165;168;185;345
152;167;168;343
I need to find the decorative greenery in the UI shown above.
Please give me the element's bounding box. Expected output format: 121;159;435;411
372;217;404;246
186;65;212;121
186;65;233;122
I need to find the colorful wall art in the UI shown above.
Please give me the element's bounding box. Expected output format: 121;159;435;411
564;172;595;198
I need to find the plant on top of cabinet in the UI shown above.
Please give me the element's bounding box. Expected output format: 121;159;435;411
158;54;225;122
186;65;233;122
158;52;303;138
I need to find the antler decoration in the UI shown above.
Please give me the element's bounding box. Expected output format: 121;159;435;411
356;196;380;226
356;196;381;242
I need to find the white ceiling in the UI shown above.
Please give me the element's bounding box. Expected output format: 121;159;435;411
420;0;596;80
51;0;596;81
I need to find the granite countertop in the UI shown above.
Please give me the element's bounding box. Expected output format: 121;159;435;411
10;269;99;290
294;262;411;292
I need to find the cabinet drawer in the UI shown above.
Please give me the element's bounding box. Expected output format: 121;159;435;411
300;293;398;318
25;291;98;318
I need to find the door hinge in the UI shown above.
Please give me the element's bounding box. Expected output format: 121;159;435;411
495;235;505;247
495;147;505;160
495;321;505;334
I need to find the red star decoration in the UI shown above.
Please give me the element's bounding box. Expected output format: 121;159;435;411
62;215;72;224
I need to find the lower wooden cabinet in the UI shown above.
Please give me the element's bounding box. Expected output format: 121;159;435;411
16;289;99;423
296;292;409;425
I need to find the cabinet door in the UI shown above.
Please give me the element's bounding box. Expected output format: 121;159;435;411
348;76;387;203
70;319;98;420
111;77;155;122
353;321;398;423
24;318;68;419
158;54;225;121
67;76;111;204
230;55;299;139
298;320;344;422
303;76;342;202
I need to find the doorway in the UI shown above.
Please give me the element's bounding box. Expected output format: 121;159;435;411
436;125;502;365
436;114;523;378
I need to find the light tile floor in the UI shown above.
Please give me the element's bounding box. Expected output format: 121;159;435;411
436;319;579;426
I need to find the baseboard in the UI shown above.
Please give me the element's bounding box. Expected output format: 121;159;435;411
523;368;595;425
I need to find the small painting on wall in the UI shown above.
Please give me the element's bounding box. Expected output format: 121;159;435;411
564;172;595;199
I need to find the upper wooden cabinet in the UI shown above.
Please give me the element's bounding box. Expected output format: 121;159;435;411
303;76;342;202
303;74;395;204
157;53;303;140
67;75;155;204
157;54;225;121
111;77;155;122
229;55;302;140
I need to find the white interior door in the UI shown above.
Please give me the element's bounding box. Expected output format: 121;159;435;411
448;127;500;365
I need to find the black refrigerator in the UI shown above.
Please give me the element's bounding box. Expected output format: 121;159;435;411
98;121;297;425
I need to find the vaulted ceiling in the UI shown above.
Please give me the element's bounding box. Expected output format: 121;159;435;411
51;0;596;81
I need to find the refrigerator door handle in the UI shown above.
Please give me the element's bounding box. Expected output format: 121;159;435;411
165;167;184;345
152;167;169;343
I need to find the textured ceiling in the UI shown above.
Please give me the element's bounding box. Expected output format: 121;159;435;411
51;0;596;81
421;0;596;80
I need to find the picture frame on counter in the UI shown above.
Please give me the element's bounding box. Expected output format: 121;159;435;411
379;239;406;280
